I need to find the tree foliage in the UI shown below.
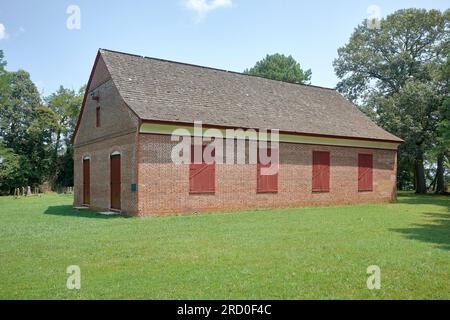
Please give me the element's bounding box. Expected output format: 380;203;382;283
0;143;27;194
245;53;312;84
334;8;449;102
436;53;450;146
0;50;84;193
46;86;84;188
373;80;443;193
0;51;7;106
333;8;450;193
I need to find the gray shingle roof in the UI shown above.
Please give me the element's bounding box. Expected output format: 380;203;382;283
100;49;402;142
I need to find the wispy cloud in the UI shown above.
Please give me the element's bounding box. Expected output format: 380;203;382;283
183;0;233;22
12;26;26;38
0;23;9;40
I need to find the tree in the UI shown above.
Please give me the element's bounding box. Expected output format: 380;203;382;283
0;143;27;194
244;53;312;84
0;51;8;106
333;8;450;193
0;52;27;194
0;64;60;187
0;51;85;193
54;144;74;189
27;106;59;185
45;85;84;187
0;69;42;155
0;50;9;148
433;53;450;194
373;80;442;193
0;50;6;73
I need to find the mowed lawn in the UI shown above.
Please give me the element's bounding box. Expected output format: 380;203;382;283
0;193;449;299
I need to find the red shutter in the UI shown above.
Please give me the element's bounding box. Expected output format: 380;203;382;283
358;154;373;191
96;106;101;127
83;159;90;205
189;145;215;193
321;152;330;192
257;147;278;193
312;151;330;192
110;154;121;210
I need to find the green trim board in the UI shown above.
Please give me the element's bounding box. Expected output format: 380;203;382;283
139;122;400;150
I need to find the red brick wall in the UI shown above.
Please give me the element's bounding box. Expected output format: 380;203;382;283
73;132;138;214
137;134;397;216
73;55;139;214
73;56;138;147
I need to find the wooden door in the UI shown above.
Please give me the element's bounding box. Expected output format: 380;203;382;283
83;159;90;205
110;154;121;210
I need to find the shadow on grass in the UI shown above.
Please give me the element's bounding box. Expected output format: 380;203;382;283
44;205;128;219
398;193;450;208
392;194;450;251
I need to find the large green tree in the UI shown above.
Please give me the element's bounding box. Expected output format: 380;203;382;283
0;143;27;194
333;8;450;193
373;80;442;193
432;53;450;194
0;50;85;193
0;54;60;188
0;69;42;155
245;53;312;84
45;85;84;188
0;51;7;106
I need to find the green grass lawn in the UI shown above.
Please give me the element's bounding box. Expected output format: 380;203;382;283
0;193;449;299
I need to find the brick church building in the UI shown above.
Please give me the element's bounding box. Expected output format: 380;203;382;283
72;49;402;216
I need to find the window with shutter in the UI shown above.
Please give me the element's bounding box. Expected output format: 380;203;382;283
257;147;278;193
312;151;330;192
189;144;215;193
96;106;101;127
358;154;373;192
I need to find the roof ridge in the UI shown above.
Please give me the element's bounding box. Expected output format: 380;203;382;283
99;48;337;92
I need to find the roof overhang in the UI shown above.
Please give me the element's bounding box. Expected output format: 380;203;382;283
139;120;402;150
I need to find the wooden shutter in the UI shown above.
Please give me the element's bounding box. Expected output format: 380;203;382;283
358;154;373;191
257;148;278;193
110;154;121;210
189;145;215;193
96;106;101;127
83;159;90;205
312;151;330;192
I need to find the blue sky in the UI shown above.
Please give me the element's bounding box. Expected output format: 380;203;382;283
0;0;448;96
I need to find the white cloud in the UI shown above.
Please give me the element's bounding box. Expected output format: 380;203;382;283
184;0;232;21
0;23;8;40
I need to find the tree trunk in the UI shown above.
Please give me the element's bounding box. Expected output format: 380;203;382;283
414;148;427;194
435;153;445;194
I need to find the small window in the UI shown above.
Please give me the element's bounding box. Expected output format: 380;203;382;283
312;151;330;192
189;144;215;193
257;147;278;193
358;154;373;192
96;106;101;127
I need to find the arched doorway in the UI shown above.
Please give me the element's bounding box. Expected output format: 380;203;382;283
83;156;90;205
110;151;121;210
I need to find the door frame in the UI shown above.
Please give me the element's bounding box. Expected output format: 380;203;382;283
110;151;121;211
82;156;90;206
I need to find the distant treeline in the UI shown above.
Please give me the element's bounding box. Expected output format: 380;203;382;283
0;50;85;194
